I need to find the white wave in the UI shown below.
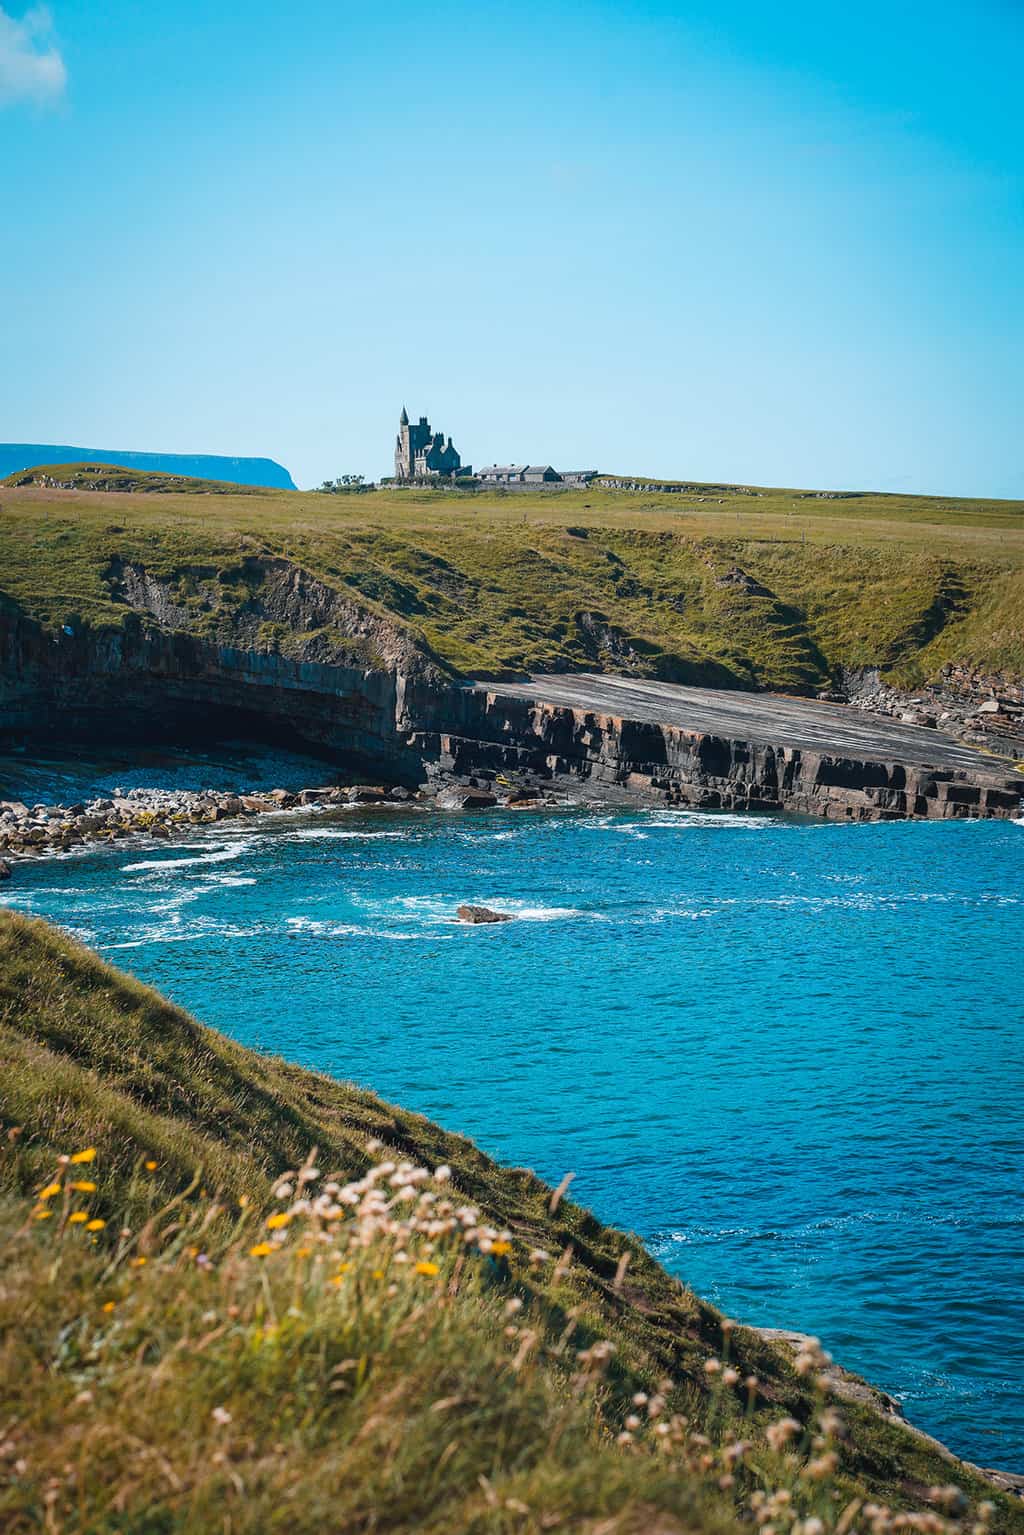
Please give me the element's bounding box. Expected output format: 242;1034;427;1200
283;915;451;942
286;827;413;841
121;842;248;873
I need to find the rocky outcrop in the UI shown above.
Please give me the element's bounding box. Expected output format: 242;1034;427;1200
834;666;1024;762
456;905;513;924
413;692;1024;822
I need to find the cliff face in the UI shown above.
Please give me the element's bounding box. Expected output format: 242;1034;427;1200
2;557;1021;821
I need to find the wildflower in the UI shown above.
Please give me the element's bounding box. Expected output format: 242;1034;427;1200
130;1257;147;1268
765;1417;801;1453
102;1301;116;1313
70;1180;96;1193
434;1164;451;1182
74;1390;94;1406
490;1240;512;1256
806;1451;839;1480
85;1218;106;1232
295;1247;312;1258
68;1212;88;1224
32;1208;53;1220
371;1269;385;1280
505;1297;523;1316
266;1212;291;1231
145;1160;157;1171
211;1406;232;1426
250;1242;274;1258
415;1260;440;1276
625;1414;642;1431
704;1357;722;1375
238;1194;251;1209
632;1392;649;1407
38;1182;62;1200
365;1137;383;1153
70;1148;97;1164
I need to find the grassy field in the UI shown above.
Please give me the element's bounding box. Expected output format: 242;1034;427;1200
1;908;1019;1533
1;476;1023;690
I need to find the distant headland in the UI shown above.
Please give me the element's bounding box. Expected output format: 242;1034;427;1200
0;443;296;491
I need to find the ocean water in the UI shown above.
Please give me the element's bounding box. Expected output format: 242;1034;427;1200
3;748;1023;1466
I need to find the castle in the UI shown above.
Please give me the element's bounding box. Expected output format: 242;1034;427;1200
394;407;469;481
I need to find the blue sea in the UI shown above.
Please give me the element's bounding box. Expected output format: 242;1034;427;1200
3;744;1022;1467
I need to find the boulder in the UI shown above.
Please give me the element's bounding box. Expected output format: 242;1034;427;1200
438;788;498;811
0;859;10;881
456;904;513;924
346;785;387;803
978;699;1001;715
268;789;297;807
149;822;172;839
298;788;335;805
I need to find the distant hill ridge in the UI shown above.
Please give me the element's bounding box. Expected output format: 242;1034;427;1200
0;443;296;490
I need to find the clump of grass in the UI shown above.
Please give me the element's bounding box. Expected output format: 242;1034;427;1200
0;1137;1003;1534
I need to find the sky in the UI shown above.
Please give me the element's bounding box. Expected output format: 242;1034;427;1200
0;1;1021;496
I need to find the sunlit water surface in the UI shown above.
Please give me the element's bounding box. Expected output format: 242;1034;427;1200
3;745;1022;1465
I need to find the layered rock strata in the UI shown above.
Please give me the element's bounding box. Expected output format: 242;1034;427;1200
2;561;1021;825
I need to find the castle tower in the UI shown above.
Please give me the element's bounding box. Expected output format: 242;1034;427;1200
394;406;433;480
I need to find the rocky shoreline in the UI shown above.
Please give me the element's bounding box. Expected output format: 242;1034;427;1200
0;776;569;875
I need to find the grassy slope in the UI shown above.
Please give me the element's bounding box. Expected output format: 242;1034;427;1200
1;479;1023;690
1;909;1020;1533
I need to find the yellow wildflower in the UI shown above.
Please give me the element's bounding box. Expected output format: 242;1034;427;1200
265;1212;291;1231
38;1182;62;1200
68;1212;88;1224
415;1261;440;1277
32;1208;52;1220
70;1148;97;1164
85;1218;106;1232
70;1180;96;1192
238;1194;250;1208
491;1240;512;1256
130;1257;147;1268
295;1247;312;1258
249;1242;274;1258
102;1301;116;1313
372;1269;385;1279
145;1160;157;1171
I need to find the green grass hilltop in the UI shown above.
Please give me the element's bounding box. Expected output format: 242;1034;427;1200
2;909;1021;1533
2;470;1023;691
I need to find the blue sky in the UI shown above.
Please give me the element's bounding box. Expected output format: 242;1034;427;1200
1;1;1021;495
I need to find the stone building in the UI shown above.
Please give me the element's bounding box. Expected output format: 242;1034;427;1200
394;407;469;481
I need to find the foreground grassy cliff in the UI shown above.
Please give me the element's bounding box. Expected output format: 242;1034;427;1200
1;910;1020;1532
1;477;1023;692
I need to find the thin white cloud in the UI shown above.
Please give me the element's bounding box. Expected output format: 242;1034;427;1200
0;5;66;107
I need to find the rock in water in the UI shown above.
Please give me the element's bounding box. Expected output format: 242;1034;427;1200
438;788;498;811
456;904;513;925
0;859;10;881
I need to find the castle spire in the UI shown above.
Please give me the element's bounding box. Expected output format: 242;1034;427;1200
400;405;409;425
